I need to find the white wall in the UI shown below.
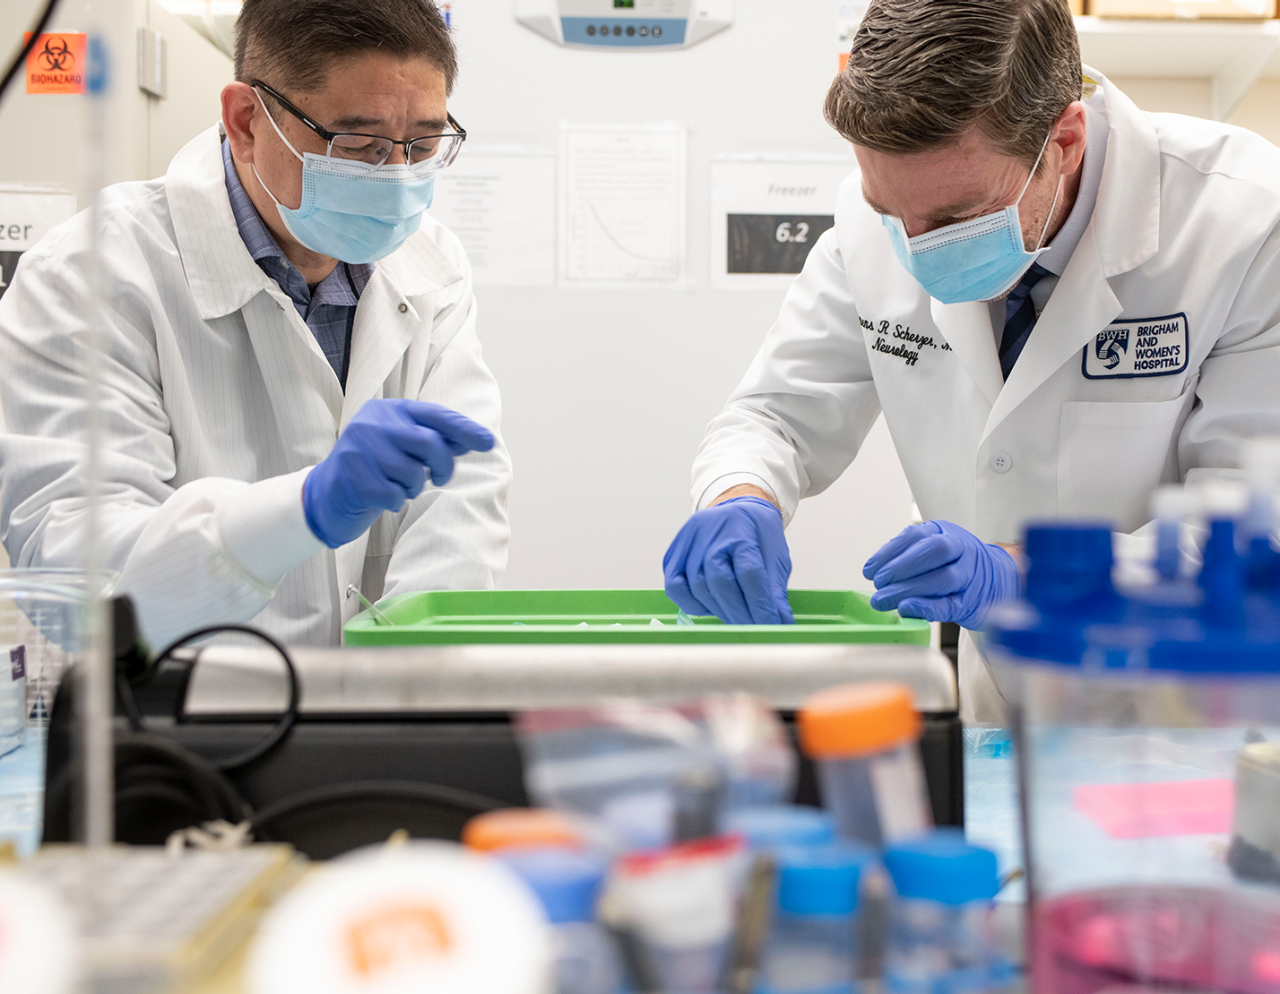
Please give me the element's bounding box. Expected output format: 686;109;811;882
447;6;1280;594
447;2;917;592
5;1;1280;594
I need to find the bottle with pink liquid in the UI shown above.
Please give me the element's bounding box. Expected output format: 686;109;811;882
987;481;1280;994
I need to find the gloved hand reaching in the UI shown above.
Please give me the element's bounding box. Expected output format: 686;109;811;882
304;399;495;549
863;520;1021;630
663;496;795;625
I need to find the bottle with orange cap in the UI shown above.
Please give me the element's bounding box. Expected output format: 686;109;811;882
797;681;933;848
462;807;588;854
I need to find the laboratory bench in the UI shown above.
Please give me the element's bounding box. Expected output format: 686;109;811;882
0;726;1025;992
39;641;966;856
2;640;1030;990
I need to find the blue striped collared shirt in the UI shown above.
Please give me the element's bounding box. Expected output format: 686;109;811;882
221;138;372;388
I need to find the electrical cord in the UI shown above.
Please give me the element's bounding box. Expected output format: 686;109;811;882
53;609;512;851
250;780;507;841
118;623;300;773
112;733;249;824
1;0;61;103
44;728;251;844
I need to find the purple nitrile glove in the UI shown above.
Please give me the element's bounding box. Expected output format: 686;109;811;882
863;520;1021;630
304;399;494;549
663;496;795;625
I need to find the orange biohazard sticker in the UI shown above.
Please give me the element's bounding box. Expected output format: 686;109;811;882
25;33;87;95
346;903;453;978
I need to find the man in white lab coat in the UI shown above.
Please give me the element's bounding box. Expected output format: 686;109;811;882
663;0;1280;721
0;0;511;647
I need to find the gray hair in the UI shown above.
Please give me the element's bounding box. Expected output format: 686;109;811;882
825;0;1082;169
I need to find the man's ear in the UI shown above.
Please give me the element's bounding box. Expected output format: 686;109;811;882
221;82;260;165
1052;100;1088;178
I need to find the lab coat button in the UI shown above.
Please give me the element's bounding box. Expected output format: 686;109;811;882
398;302;409;314
990;451;1013;474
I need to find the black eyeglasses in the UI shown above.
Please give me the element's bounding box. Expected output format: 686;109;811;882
251;79;466;170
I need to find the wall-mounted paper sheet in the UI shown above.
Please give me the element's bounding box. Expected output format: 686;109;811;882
559;122;686;286
429;149;557;287
709;156;856;291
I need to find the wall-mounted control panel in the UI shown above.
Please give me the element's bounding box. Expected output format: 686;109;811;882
515;0;732;50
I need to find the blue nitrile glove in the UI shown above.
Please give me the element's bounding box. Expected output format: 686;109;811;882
663;496;795;625
863;520;1021;630
304;399;495;548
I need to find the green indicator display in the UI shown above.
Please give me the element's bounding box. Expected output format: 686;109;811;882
614;0;635;7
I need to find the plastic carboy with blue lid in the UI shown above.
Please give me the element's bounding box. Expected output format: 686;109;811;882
985;477;1280;994
882;829;1014;994
757;841;873;994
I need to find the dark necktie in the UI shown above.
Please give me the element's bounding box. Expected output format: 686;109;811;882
999;262;1052;380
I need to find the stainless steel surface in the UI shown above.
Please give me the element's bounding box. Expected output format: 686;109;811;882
183;643;958;715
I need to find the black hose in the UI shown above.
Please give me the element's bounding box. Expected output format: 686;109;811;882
122;624;301;773
1;0;62;103
51;619;513;849
250;779;507;840
43;730;251;843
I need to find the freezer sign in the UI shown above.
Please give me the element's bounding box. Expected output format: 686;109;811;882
726;214;835;275
0;251;21;300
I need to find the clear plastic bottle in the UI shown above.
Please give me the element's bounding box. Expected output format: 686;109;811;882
610;835;743;993
0;644;24;758
497;848;622;994
758;841;872;994
882;831;1016;993
798;682;932;847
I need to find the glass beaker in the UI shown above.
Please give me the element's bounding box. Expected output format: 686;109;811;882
988;521;1280;994
0;570;90;857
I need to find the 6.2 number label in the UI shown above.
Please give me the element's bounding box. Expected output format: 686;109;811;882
727;214;835;275
775;221;811;244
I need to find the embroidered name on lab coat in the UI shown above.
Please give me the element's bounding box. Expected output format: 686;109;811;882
859;317;949;368
1082;313;1188;379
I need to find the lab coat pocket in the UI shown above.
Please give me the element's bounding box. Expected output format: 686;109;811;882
1058;381;1197;532
358;512;399;604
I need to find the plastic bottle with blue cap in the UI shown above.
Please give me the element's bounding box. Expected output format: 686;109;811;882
983;522;1122;684
757;841;873;994
497;848;623;994
1243;442;1280;597
881;830;1014;994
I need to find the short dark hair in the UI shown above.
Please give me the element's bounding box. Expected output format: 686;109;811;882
235;0;458;94
825;0;1082;168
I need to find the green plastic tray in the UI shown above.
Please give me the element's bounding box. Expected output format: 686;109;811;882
343;589;930;646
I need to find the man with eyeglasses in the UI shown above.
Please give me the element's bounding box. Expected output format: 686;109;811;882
0;0;511;648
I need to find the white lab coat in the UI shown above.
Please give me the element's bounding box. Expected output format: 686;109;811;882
0;126;512;649
691;72;1280;722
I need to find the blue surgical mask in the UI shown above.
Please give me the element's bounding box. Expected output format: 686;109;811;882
881;133;1061;304
252;92;436;264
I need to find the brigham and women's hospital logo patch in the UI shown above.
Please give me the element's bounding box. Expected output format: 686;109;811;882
1083;313;1188;379
1095;328;1128;369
